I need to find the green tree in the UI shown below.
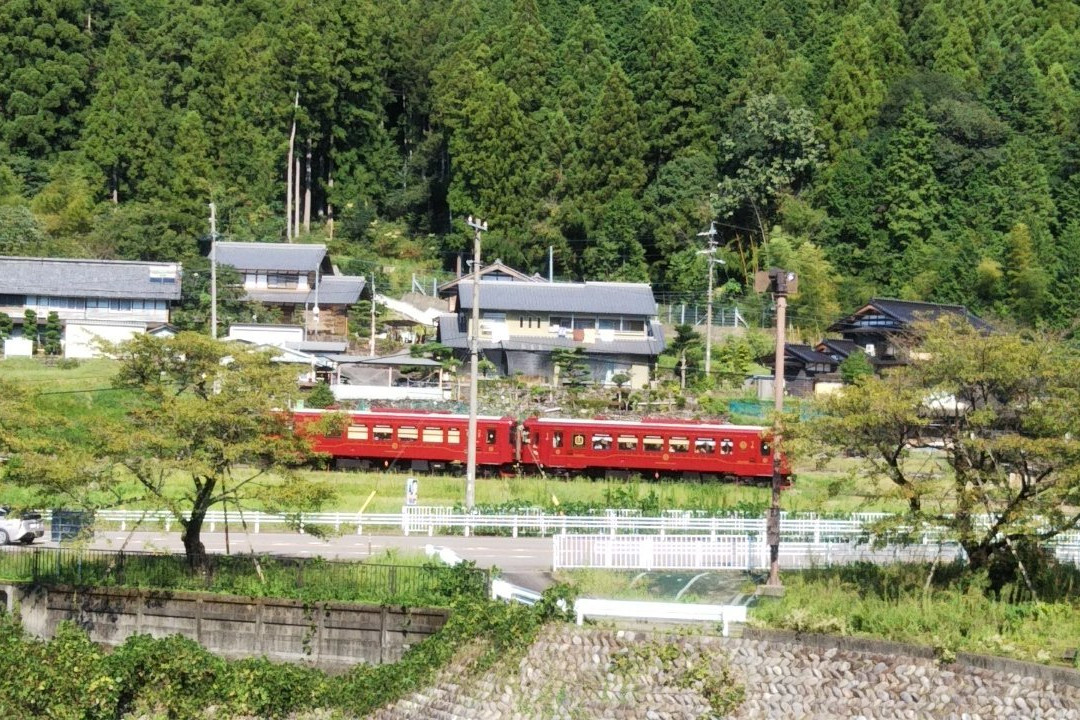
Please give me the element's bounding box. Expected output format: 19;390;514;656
663;324;703;389
42;311;62;356
0;205;48;256
819;14;886;157
1003;223;1049;325
306;381;336;409
105;333;333;567
0;312;12;353
933;23;981;92
810;319;1080;577
838;349;874;383
581;191;649;282
880;97;942;253
22;309;37;353
553;5;613;127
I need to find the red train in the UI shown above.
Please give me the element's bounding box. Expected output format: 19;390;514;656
293;408;790;483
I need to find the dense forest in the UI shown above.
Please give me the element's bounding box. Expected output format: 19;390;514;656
2;0;1079;332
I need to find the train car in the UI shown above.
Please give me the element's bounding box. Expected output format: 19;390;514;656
520;416;790;482
293;408;517;472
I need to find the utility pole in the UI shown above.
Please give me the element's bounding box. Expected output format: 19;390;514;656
755;268;796;590
209;202;218;340
464;215;488;514
696;222;723;377
369;272;376;357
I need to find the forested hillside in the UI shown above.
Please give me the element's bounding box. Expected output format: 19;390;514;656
2;0;1078;331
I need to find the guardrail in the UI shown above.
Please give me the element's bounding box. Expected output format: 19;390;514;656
573;598;747;636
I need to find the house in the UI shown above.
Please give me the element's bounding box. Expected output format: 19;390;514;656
758;344;842;398
0;256;181;358
436;280;665;388
825;298;991;368
212;242;369;342
436;259;543;303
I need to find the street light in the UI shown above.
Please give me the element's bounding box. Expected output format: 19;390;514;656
464;215;488;516
696;222;725;377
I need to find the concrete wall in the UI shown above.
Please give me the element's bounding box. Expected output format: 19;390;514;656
6;584;448;673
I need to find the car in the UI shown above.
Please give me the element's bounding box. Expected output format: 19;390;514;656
0;507;45;545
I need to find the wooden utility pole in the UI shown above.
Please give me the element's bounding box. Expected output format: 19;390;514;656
464;215;488;514
286;92;299;241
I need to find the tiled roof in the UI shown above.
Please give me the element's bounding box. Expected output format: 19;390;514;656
456;281;657;316
827;298;991;333
437;260;541;296
816;339;862;360
214;242;326;272
0;256;182;300
437;315;665;356
759;344;838;368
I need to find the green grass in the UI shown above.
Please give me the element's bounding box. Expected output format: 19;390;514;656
750;563;1080;667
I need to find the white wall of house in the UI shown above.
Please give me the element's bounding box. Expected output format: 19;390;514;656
64;320;148;359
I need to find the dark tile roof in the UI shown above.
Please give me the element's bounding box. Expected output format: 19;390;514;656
436;315;665;356
456;280;657;316
437;260;542;296
0;256;182;300
816;339;862;360
214;241;326;273
827;298;991;333
759;344;839;368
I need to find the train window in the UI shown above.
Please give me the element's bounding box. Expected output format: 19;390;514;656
720;438;734;455
447;428;461;444
761;441;771;456
486;428;497;444
592;434;612;451
695;438;716;454
617;435;638;451
643;435;663;452
670;436;690;453
373;425;393;441
553;431;564;448
422;427;443;443
572;433;586;448
347;424;368;441
399;426;418;442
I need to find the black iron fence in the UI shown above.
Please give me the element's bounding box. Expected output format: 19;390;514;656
0;546;489;607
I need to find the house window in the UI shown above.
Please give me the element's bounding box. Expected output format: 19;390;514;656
617;435;638;451
572;317;595;330
549;316;569;332
643;435;663;452
519;315;540;328
598;318;618;331
0;294;24;306
620;318;645;333
347;424;368;440
268;273;297;288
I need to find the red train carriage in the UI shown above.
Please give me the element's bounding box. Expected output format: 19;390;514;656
520;416;790;482
293;409;517;472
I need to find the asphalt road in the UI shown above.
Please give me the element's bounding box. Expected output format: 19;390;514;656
72;530;559;589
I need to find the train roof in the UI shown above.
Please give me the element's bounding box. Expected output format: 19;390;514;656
292;408;512;422
524;416;768;433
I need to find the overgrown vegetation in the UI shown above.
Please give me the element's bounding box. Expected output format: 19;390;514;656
751;561;1080;667
0;576;572;720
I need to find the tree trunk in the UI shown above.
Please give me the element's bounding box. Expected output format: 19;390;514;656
303;138;312;233
680;352;687;389
286;91;299;241
181;515;209;571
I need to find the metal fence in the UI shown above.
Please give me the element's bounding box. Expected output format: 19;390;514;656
0;546;489;604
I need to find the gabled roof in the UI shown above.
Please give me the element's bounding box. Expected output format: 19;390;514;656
436;315;665;356
815;339;862;361
760;344;839;368
437;260;542;297
457;280;657;316
214;242;327;273
0;256;182;300
827;298;991;334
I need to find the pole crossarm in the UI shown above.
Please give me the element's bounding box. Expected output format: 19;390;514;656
696;221;724;376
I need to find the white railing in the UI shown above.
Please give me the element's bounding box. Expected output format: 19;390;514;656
87;508;1080;566
553;534;751;571
573;598;747;636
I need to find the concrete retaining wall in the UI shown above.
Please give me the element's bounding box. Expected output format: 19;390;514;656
4;584;448;672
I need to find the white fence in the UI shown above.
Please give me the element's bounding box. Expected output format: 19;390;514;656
553;534;751;571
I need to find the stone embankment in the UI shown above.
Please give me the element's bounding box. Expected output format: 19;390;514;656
370;625;1080;719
